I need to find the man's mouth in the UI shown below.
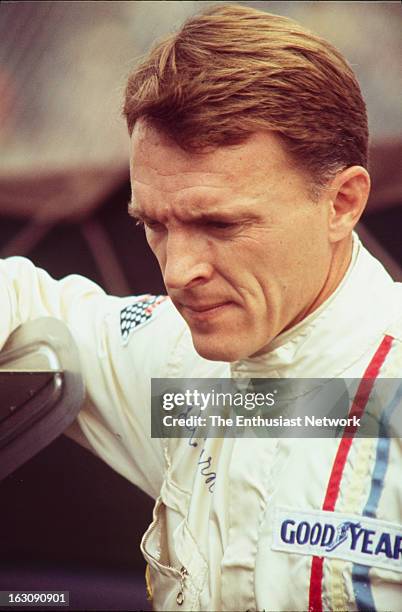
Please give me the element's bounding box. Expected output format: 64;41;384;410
179;301;233;321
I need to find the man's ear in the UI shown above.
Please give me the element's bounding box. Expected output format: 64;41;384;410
327;166;371;242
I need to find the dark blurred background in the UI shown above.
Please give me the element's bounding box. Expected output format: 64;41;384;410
0;2;401;611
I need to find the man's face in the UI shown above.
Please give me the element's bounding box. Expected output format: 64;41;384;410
129;122;336;362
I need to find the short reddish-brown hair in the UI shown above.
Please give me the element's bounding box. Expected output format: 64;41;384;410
123;4;368;187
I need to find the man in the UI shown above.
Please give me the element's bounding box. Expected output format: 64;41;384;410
1;4;401;611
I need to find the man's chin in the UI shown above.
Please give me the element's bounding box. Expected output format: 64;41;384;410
191;334;250;363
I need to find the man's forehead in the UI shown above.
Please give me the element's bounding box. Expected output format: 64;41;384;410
131;166;232;197
131;124;237;190
129;120;294;193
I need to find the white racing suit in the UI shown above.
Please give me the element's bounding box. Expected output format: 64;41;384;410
0;236;401;611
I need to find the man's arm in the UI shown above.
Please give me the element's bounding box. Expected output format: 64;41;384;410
0;256;185;498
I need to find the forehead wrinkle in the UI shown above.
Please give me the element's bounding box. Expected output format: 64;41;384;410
132;177;231;197
132;164;228;178
131;161;234;192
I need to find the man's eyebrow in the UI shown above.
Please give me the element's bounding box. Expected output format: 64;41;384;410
127;198;258;223
191;210;254;221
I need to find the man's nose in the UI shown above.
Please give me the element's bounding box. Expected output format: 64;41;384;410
162;230;213;290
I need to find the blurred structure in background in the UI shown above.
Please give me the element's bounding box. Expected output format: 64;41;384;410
1;1;402;173
0;2;401;610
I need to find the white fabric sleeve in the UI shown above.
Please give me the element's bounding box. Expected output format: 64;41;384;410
0;256;187;499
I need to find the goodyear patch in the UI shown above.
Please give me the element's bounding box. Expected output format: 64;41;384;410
272;506;402;572
120;294;168;344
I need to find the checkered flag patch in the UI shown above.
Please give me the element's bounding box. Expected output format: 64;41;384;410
120;295;168;343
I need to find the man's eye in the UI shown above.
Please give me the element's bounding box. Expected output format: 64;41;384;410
136;219;165;232
206;221;235;230
145;219;166;232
